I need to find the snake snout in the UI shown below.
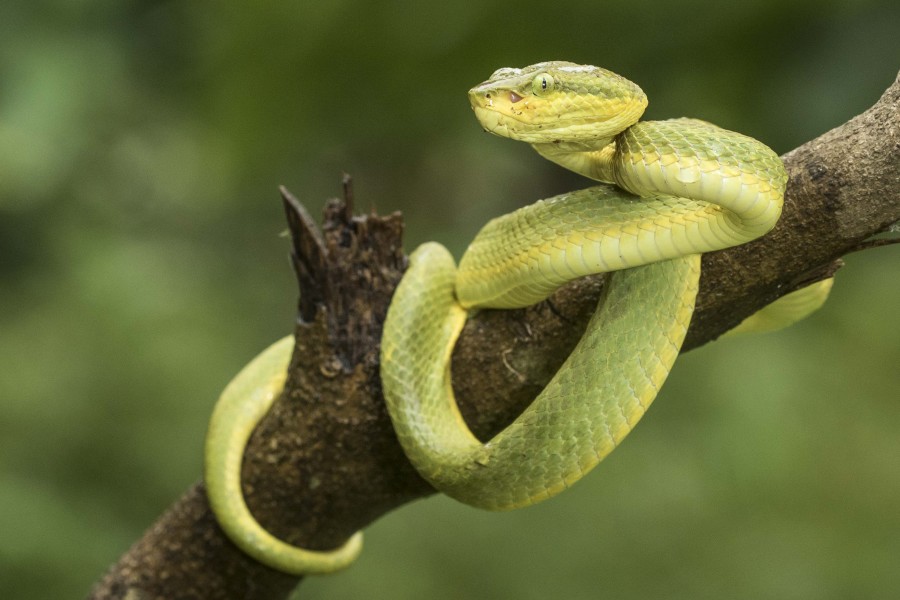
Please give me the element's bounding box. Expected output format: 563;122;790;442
468;87;523;108
468;87;492;108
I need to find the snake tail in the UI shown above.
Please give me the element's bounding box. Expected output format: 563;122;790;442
726;278;835;336
204;335;363;575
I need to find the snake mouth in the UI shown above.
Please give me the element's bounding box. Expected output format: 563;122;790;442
471;103;615;144
469;91;570;141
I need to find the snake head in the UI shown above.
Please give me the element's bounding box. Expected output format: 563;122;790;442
468;61;648;146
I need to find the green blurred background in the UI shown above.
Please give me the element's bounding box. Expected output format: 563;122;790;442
1;0;898;598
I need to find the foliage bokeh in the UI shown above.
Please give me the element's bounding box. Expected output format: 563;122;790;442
0;0;897;597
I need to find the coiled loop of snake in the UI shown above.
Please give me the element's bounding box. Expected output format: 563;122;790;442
379;61;790;510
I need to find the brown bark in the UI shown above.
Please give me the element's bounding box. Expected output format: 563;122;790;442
89;72;899;600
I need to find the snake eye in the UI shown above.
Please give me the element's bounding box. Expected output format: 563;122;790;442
532;73;555;96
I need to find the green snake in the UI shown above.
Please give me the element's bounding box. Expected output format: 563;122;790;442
204;61;831;575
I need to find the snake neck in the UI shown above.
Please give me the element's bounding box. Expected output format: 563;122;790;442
532;139;618;184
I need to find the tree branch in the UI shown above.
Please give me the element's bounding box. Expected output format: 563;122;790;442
89;71;899;600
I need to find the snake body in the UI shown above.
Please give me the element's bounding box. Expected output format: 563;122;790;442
205;61;822;573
